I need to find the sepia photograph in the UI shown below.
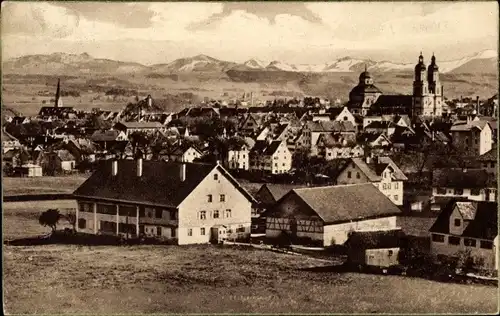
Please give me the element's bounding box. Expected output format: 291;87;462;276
1;0;499;314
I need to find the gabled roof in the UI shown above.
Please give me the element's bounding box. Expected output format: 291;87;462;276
349;157;407;182
345;229;405;249
91;130;125;142
450;120;489;132
250;140;284;156
364;121;396;129
306;120;356;133
288;183;402;225
258;183;305;203
73;160;255;208
115;121;164;129
432;168;496;188
429;200;497;240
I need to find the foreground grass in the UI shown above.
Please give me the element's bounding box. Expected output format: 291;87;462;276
3;244;498;314
3;200;76;240
3;176;88;196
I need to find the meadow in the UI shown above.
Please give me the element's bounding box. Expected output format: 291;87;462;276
3;176;89;196
2;200;498;314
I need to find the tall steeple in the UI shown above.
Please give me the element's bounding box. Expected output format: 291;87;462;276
54;78;63;108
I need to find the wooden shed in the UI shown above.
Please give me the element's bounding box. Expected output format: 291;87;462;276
344;229;404;268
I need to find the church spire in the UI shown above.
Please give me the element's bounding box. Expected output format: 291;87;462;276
54;78;63;108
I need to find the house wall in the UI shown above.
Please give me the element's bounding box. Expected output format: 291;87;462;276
325;146;364;160
334;108;357;126
60;160;75;171
432;186;497;202
182;147;202;163
430;233;497;270
265;217;324;241
323;216;399;246
349;248;400;267
271;142;292;174
227;148;249;170
177;167;252;245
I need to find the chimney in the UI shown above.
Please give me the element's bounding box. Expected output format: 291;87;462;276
111;160;118;176
136;156;143;177
476;96;480;115
431;130;435;142
180;163;186;182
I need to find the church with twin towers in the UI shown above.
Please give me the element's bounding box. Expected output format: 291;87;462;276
347;52;444;117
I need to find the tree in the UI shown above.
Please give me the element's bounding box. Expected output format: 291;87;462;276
39;209;62;233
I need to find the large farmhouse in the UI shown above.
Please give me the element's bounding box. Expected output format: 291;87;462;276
73;159;256;245
264;183;402;247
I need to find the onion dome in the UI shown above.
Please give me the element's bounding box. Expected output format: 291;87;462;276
428;54;439;71
415;52;426;72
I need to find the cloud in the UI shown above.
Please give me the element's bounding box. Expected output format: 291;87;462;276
1;1;497;64
2;2;80;38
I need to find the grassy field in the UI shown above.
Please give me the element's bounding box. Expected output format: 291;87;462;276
3;244;498;314
3;200;77;240
3;200;498;314
3;176;88;196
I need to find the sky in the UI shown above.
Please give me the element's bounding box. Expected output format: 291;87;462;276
1;1;498;65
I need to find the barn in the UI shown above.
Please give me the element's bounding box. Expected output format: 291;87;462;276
264;183;402;247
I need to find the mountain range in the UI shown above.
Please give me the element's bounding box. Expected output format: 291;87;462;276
2;50;497;76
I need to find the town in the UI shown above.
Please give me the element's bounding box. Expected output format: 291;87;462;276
4;52;498;276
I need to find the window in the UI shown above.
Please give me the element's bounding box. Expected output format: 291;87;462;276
225;209;232;218
156;227;162;236
207;194;213;202
170;211;177;220
78;218;86;229
448;236;460;245
480;240;493;249
454;218;461;226
387;183;391;190
356;172;360;179
437;187;446;194
343;116;348;121
394;182;399;189
188;228;193;237
275;163;278;167
471;188;480;196
347;171;352;178
394;195;398;201
214;210;219;219
200;227;205;235
388;250;393;257
237;225;245;233
139;206;145;217
200;211;206;220
431;234;445;242
491;162;495;168
454;188;464;195
155;209;163;219
171;227;176;238
220;194;225;202
464;239;477;247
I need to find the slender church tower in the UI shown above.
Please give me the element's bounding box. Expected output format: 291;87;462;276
54;78;63;108
427;54;443;116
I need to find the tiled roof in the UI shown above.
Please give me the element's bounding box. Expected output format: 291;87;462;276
345;229;405;249
74;160;255;207
432;168;496;188
455;201;477;220
290;183;402;224
2;129;19;142
450;120;489;132
91;130;124;142
429;200;497;240
116;121;164;129
260;184;305;203
350;156;407;182
364;121;396;129
250;140;283;156
306;121;356;133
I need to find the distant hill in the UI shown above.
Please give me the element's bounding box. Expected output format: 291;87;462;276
3;50;497;76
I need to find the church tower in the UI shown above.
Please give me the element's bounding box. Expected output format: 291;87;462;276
427;54;443;116
54;78;63;108
412;53;431;117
